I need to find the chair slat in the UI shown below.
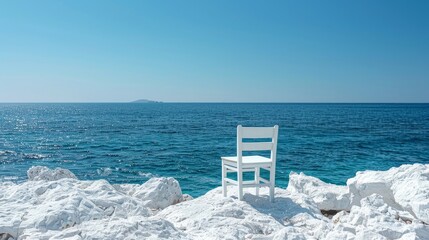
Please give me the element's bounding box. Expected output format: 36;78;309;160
241;127;275;138
259;177;270;184
241;142;273;151
224;178;237;184
241;183;270;188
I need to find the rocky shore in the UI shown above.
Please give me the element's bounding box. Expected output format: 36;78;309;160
1;164;429;239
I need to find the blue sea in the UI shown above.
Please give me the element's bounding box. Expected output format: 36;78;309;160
1;103;428;197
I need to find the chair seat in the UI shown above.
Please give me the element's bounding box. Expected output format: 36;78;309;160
221;155;272;166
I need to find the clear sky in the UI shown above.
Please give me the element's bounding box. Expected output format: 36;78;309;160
0;1;428;103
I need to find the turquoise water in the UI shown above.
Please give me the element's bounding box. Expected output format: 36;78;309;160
1;103;428;196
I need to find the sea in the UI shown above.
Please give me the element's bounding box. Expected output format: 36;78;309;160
1;103;428;197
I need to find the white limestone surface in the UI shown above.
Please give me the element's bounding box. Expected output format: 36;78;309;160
288;164;429;226
18;216;190;240
347;164;429;224
287;172;351;211
330;194;429;240
157;187;330;239
114;177;183;211
1;164;429;240
0;167;186;240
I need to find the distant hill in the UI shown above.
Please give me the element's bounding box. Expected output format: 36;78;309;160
131;99;162;103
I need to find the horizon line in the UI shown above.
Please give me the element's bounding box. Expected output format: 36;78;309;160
0;101;428;104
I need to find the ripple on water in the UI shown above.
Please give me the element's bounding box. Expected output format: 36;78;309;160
22;153;49;159
0;150;17;156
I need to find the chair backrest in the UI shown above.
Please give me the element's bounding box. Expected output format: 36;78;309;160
237;125;279;165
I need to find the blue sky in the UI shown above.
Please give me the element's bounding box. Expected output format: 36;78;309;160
0;1;428;102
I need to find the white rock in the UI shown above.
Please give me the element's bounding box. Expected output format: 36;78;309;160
19;216;189;240
324;230;355;240
158;186;329;239
181;194;193;202
389;165;429;225
347;168;397;209
287;172;351;211
1;167;157;239
347;164;429;224
272;227;308;240
355;229;388;240
333;194;429;240
115;177;183;210
158;187;283;239
27;166;77;181
2;164;429;240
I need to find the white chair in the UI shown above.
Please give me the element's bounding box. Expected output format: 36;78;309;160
221;125;279;202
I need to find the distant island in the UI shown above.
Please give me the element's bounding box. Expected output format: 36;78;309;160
131;99;163;103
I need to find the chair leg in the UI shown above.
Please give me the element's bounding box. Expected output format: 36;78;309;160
238;170;243;201
222;162;227;197
269;167;275;203
255;167;260;196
